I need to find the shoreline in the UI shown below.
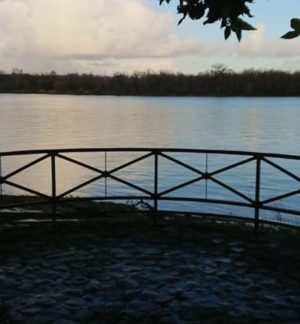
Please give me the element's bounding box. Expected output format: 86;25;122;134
1;91;300;97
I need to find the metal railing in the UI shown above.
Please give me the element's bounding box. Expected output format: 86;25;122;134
0;148;299;228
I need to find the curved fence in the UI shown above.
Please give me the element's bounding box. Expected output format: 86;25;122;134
0;148;299;228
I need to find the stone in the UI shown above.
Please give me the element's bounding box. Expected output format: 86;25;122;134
140;290;158;301
53;320;78;324
236;261;247;267
216;257;232;264
25;297;40;308
71;276;87;285
127;298;146;310
64;288;85;298
84;280;101;293
3;279;18;288
19;282;34;291
74;307;92;321
155;293;174;305
202;266;216;275
36;297;56;307
53;265;70;272
21;306;42;316
8;310;25;322
118;278;139;290
90;300;110;312
31;315;53;323
230;247;245;253
212;238;223;244
122;266;142;272
65;298;84;308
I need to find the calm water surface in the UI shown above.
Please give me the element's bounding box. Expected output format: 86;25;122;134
0;94;299;152
0;94;299;224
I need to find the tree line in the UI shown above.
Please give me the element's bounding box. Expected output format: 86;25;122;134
0;67;299;96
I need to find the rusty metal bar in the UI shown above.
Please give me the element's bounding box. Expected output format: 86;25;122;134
159;175;205;197
262;157;300;182
255;157;261;231
0;148;299;228
57;153;104;175
3;179;50;198
159;152;204;175
0;156;2;197
109;152;153;174
108;174;152;196
105;151;107;197
209;156;256;177
205;153;208;199
154;151;158;213
262;189;300;205
209;177;254;203
51;153;57;224
58;174;105;199
4;154;49;180
1;148;299;161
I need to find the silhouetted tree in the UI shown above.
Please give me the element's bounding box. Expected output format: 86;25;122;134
0;69;299;96
159;0;300;40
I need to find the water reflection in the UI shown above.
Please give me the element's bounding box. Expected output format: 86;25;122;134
0;95;299;224
0;95;300;153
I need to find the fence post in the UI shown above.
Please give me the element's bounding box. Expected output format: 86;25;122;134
0;156;2;197
153;151;158;224
255;156;261;231
205;153;208;199
105;151;107;198
51;153;57;225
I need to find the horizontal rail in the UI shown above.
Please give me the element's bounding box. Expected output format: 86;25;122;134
0;148;299;228
1;147;300;160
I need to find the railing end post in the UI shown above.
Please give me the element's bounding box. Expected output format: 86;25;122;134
51;153;57;227
254;156;261;233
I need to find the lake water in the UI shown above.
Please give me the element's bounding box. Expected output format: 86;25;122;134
0;94;299;225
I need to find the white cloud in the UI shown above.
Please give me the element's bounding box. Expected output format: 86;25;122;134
0;0;218;73
0;1;298;74
235;24;300;58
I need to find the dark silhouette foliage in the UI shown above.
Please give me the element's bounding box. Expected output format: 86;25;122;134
281;18;300;39
159;1;300;40
0;68;299;96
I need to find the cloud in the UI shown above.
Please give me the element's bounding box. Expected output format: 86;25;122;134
0;1;298;73
235;24;300;58
0;0;217;73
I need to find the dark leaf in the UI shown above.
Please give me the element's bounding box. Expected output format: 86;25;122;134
236;18;256;31
221;18;227;28
235;28;242;42
291;18;300;32
242;5;254;18
224;26;231;40
281;30;300;39
178;13;187;25
188;4;205;20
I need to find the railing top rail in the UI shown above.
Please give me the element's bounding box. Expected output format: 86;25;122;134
0;148;300;160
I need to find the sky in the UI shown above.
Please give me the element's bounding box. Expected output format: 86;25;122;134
0;0;299;75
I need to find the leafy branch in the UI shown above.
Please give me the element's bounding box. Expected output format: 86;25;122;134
159;0;299;41
281;18;300;39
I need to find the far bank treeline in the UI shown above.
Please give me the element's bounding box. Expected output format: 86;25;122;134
0;67;299;96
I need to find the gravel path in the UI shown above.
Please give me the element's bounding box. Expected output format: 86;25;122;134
0;221;299;323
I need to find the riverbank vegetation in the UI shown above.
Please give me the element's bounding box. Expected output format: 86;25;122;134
0;66;299;96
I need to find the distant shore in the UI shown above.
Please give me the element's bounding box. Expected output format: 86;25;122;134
1;69;300;96
1;90;300;97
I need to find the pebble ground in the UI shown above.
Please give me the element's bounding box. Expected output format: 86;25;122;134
0;218;299;323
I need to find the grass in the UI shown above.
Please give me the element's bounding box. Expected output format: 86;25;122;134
0;210;299;259
0;195;299;265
